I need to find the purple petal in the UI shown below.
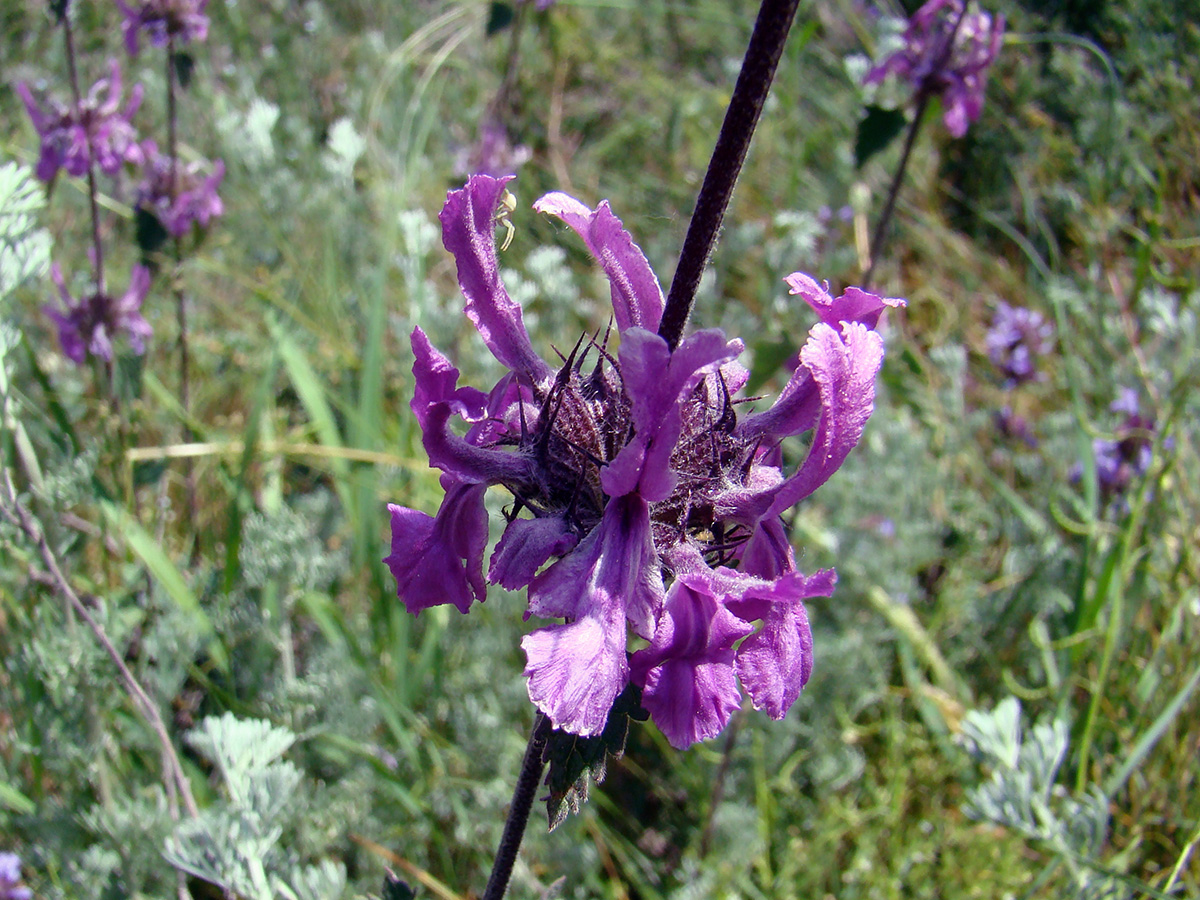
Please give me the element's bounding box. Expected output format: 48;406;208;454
630;574;755;749
731;569;835;719
533;192;664;333
409;328;533;486
764;322;884;518
410;327;488;427
528;494;663;639
488;515;578;590
738;515;796;579
385;481;489;615
783;273;905;331
440;175;552;383
522;605;629;736
601;328;741;501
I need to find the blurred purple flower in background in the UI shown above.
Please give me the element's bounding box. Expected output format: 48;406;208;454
116;0;210;55
0;852;32;900
456;119;532;179
385;175;904;749
135;140;225;236
1091;388;1157;496
16;59;144;183
994;405;1037;446
865;0;1005;137
45;262;153;364
985;301;1054;385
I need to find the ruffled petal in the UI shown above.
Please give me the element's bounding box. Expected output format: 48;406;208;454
440;175;552;383
521;604;629;736
410;328;534;486
385;481;489;616
601;328;742;502
630;573;755;749
765;322;883;518
533;191;664;333
488;515;578;590
527;494;663;639
731;569;835;719
783;273;904;331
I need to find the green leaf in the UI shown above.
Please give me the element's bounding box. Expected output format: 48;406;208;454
855;106;908;169
101;501;228;672
543;683;647;831
0;778;35;815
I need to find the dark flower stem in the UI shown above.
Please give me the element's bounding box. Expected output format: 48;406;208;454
658;0;801;351
482;2;798;893
60;11;106;295
482;712;552;900
166;35;199;526
861;4;969;289
861;90;929;290
489;0;531;129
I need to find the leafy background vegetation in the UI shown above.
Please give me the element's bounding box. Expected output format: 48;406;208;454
1;0;1197;898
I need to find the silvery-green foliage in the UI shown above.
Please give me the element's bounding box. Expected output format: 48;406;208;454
960;697;1119;899
0;160;51;303
166;714;346;900
241;503;345;595
323;118;366;185
218;96;281;170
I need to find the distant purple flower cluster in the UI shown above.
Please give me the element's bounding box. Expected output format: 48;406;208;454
457;119;533;179
45;262;153;364
385;175;903;749
0;852;32;900
16;59;144;183
986;302;1054;385
17;7;223;366
136;141;225;236
865;0;1005;137
115;0;210;55
1092;388;1157;496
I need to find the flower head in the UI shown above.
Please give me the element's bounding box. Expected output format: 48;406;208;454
0;852;32;900
17;60;144;183
1091;388;1158;497
116;0;210;55
865;0;1005;137
985;301;1054;385
45;262;153;364
385;175;903;748
136;140;225;236
456;119;533;179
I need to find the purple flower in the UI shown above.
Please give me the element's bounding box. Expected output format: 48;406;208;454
0;852;32;900
865;0;1005;137
456;119;533;179
384;175;904;748
17;60;144;183
1090;389;1157;497
136;140;224;236
45;262;153;364
116;0;210;56
985;302;1054;385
